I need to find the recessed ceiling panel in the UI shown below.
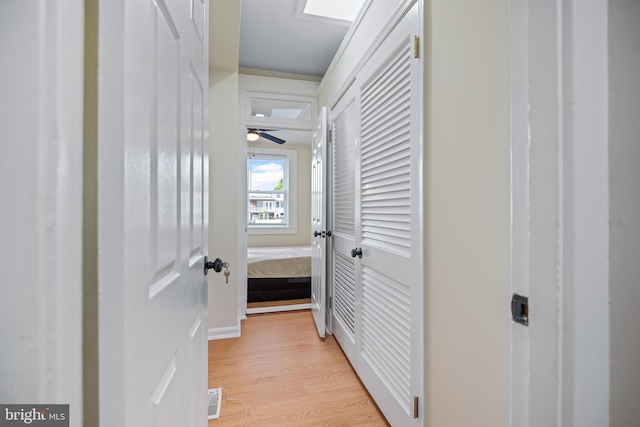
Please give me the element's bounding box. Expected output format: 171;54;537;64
302;0;366;23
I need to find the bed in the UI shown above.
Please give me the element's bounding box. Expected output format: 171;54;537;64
247;246;312;303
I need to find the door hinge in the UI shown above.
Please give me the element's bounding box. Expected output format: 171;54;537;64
414;36;420;59
413;396;419;419
328;296;333;309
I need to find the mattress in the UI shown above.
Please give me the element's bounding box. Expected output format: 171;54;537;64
247;246;311;302
247;246;311;278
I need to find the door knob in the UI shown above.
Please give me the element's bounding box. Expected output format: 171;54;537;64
204;256;223;275
313;231;321;237
351;247;362;258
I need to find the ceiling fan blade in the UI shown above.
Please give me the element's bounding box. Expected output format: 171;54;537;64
248;128;277;132
259;132;286;145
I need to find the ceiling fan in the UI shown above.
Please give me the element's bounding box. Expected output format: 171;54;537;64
246;128;286;145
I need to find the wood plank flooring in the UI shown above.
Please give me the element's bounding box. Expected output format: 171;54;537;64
208;311;389;427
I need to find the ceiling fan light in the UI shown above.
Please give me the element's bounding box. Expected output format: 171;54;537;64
246;131;260;142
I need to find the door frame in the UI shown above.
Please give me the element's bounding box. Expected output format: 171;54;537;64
236;75;319;319
509;1;610;426
0;2;85;424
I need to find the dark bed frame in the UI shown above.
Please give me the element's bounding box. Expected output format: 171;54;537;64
247;276;311;302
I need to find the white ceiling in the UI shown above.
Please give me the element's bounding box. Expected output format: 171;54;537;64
239;0;351;77
237;0;357;145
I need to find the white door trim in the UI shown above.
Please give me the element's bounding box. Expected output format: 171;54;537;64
509;1;610;426
0;2;84;424
562;2;610;425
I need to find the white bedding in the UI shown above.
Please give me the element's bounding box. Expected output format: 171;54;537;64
247;246;312;262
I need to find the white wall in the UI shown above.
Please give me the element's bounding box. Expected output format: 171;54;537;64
209;70;241;336
425;1;510;427
208;0;242;336
609;0;640;425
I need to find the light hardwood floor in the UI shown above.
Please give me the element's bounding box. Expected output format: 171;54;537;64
208;310;390;427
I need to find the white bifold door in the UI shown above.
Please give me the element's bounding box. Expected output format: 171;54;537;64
311;107;329;338
98;0;210;426
329;4;423;426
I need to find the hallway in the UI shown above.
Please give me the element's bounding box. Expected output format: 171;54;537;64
208;311;389;426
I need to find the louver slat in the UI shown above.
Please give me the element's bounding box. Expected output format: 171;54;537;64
333;252;356;336
333;99;357;239
362;267;412;413
360;41;412;257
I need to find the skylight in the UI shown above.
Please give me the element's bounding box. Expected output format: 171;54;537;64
302;0;366;23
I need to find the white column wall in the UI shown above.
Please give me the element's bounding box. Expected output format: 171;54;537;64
208;0;242;338
425;1;511;426
208;70;241;337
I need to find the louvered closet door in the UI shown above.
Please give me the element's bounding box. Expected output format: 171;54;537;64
354;4;422;426
331;83;359;362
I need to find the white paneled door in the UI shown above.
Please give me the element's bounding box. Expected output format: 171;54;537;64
98;0;209;426
311;107;328;338
330;3;423;426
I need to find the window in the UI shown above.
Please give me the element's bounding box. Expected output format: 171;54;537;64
247;147;297;234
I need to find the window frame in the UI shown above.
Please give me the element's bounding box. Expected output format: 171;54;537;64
247;147;298;235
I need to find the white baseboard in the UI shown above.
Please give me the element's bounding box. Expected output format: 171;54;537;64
208;325;241;341
246;303;311;315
